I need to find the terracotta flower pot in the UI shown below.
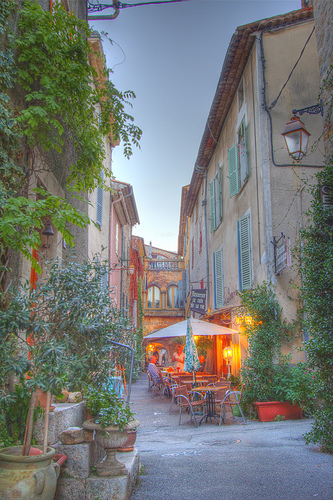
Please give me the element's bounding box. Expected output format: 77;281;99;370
254;401;303;422
35;389;55;412
117;429;137;452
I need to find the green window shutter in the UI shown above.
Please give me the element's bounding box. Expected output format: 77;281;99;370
239;118;248;186
228;144;239;197
217;164;223;223
238;214;252;290
96;170;104;226
209;179;216;232
214;249;224;309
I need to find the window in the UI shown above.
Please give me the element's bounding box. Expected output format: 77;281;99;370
228;117;249;197
96;171;104;226
214;248;224;309
147;286;160;309
167;286;179;309
191;237;194;268
209;163;223;232
238;213;252;291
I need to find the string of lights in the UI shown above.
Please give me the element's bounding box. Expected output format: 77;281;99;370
87;0;190;13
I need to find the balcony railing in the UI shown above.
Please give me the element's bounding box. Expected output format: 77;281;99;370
146;260;183;270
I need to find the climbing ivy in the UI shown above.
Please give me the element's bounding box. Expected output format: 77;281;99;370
301;154;333;451
238;282;302;415
0;0;142;291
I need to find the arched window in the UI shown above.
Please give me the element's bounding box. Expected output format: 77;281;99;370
167;286;179;309
147;286;160;309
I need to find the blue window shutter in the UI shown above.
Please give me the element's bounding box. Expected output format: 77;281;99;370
209;179;216;232
228;144;239;197
214;249;224;309
96;171;104;226
238;214;252;290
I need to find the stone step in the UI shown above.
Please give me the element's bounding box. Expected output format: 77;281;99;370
33;401;86;446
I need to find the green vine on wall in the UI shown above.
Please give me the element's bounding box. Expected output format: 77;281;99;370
301;118;333;452
0;0;142;287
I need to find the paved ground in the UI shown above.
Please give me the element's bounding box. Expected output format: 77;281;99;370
128;373;333;500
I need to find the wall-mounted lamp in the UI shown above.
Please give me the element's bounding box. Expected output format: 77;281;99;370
223;345;233;379
282;101;323;161
42;221;54;249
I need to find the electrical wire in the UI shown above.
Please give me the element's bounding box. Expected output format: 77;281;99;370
88;0;191;12
268;25;315;110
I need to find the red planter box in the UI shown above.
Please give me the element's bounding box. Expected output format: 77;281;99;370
254;401;303;422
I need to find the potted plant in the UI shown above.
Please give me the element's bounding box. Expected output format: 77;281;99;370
83;388;140;476
0;254;139;497
239;283;315;422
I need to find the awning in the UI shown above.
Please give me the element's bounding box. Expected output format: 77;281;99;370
144;318;237;340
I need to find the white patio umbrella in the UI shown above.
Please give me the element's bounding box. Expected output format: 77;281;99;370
144;318;237;340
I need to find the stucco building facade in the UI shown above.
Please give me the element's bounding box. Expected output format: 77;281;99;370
182;6;325;377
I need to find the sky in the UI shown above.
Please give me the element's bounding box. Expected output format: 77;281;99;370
88;0;301;253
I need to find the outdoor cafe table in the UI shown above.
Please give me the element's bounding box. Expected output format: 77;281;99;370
189;385;227;426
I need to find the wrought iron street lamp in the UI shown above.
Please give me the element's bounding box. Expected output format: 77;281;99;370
282;101;323;161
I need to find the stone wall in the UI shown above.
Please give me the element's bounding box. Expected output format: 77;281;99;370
313;0;333;157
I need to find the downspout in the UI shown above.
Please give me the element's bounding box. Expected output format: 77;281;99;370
259;26;319;168
195;164;210;311
109;191;123;295
297;185;308;345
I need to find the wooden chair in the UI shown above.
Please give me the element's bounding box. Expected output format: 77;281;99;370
218;384;247;425
173;385;206;427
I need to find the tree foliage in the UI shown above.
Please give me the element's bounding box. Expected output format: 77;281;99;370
0;0;141;291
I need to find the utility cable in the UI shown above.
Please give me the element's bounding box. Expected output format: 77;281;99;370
88;0;191;12
268;25;315;110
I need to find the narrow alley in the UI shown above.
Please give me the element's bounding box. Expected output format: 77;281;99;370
129;374;333;500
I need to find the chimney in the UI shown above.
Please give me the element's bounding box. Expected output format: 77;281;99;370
301;0;313;8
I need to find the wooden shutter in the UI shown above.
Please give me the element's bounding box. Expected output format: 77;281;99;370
239;118;248;186
96;171;104;226
228;144;239;197
209;179;216;231
217;164;223;223
238;214;252;290
214;249;224;309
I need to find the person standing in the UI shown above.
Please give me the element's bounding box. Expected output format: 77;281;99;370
172;344;185;371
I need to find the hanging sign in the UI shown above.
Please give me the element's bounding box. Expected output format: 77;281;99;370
275;237;291;275
190;289;206;314
320;185;333;208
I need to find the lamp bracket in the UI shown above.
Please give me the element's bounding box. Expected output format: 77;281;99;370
292;100;323;118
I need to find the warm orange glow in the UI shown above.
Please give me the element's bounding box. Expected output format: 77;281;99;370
223;346;233;359
235;315;253;325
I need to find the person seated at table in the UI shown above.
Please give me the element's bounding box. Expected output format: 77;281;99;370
172;344;185;371
197;355;206;372
148;356;171;395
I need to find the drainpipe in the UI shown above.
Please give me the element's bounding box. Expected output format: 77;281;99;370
195;164;210;311
109;190;123;296
297;185;308;345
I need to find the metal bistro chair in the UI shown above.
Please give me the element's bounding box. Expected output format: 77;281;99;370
218;384;247;425
173;385;205;428
147;372;154;392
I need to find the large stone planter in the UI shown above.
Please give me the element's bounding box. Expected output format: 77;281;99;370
83;419;140;477
0;445;60;500
254;401;303;422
